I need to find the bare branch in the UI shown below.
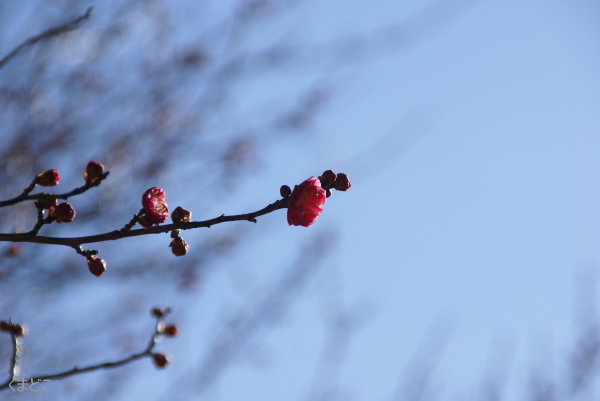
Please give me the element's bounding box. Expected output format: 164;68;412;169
0;172;109;208
0;7;93;70
0;197;289;247
0;308;171;391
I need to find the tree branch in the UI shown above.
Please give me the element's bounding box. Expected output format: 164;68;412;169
0;172;109;208
0;308;171;391
0;197;289;247
0;7;93;70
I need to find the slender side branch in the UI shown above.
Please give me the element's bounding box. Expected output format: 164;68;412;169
7;330;21;385
0;197;289;247
0;172;109;208
0;7;92;70
0;308;170;391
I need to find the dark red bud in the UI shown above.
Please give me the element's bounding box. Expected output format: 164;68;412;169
164;325;178;337
13;324;27;337
169;238;189;257
84;161;105;183
334;173;352;191
50;202;76;223
35;169;59;187
152;308;164;318
152;353;170;368
320;170;337;188
87;256;107;277
280;185;292;197
171;206;192;223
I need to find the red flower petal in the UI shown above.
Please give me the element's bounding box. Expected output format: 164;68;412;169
287;177;327;227
142;187;169;225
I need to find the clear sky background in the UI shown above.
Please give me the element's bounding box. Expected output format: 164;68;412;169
1;0;599;400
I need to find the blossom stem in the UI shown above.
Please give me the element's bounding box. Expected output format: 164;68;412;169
0;197;289;247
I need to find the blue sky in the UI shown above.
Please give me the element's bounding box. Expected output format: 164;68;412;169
1;0;599;400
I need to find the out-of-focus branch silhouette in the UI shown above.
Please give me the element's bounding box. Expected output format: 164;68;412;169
0;7;92;70
0;307;174;392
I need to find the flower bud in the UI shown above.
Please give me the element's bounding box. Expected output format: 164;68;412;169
152;353;170;368
334;173;352;191
319;170;337;188
50;202;76;223
171;206;192;223
13;324;27;337
280;185;291;197
138;215;153;229
84;161;105;183
87;256;107;277
169;238;189;257
35;169;59;187
151;308;164;318
163;325;178;337
38;198;58;210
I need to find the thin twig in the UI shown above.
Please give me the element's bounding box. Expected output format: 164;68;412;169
1;322;23;390
0;197;289;247
0;7;93;70
0;309;170;391
0;172;109;208
8;330;20;383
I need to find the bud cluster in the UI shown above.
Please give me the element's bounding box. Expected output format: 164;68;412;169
149;307;176;369
285;170;352;227
317;170;352;192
